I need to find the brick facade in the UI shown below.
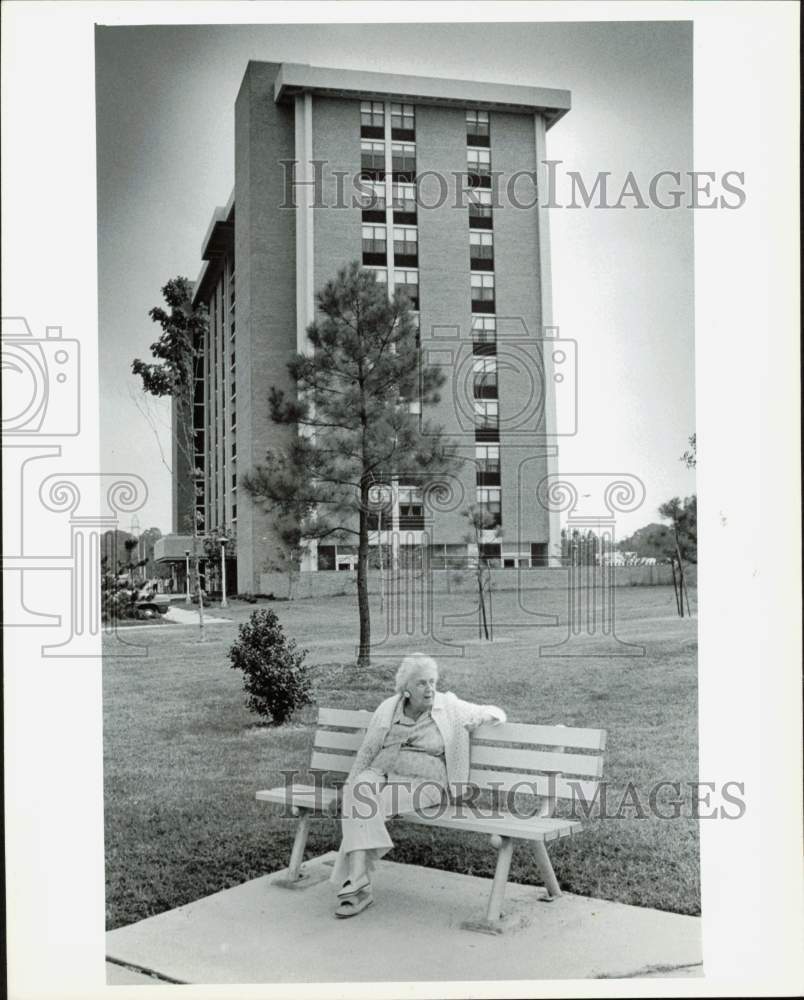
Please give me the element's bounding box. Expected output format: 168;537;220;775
180;62;570;590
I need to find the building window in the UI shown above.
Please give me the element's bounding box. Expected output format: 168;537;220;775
318;544;336;571
466;109;490;144
361;101;385;127
472;315;497;354
399;483;424;531
472;356;498;398
232;472;237;490
394;269;419;309
392;181;417;216
393;225;418;263
359;178;387;212
360;100;385;137
531;542;548;567
362;223;387;264
475;443;500;485
391;102;415;134
467;147;492;184
391;142;416;176
366;266;387;285
470;230;494;268
361;139;385;174
475;399;500;441
476;487;502;528
478;543;501;566
468;187;493;226
471;272;495;312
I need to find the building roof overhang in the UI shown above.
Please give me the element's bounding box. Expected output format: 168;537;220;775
273;63;571;128
193;190;235;306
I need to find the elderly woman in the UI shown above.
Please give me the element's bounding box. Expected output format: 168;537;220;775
330;652;506;918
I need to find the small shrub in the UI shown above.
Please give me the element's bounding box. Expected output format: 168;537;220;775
102;588;139;623
228;609;312;725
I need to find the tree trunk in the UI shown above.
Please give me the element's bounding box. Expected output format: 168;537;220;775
673;526;689;618
477;568;489;640
670;556;682;617
357;481;371;667
191;530;206;641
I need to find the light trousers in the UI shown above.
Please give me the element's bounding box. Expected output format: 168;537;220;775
330;768;445;886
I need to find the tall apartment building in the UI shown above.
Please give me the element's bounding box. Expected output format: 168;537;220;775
173;61;571;594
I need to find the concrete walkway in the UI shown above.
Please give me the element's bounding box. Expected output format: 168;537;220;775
106;853;702;985
163;605;232;625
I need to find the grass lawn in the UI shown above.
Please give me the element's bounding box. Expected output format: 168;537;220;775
103;584;699;929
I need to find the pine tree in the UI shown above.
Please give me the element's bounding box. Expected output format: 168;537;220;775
243;262;458;667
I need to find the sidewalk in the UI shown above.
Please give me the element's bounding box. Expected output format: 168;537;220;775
163;605;233;625
106;853;702;985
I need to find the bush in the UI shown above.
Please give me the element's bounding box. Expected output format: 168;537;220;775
102;587;139;623
228;609;312;725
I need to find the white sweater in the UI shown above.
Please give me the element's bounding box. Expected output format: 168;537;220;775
347;690;507;797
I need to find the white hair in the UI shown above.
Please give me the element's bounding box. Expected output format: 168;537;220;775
395;653;439;694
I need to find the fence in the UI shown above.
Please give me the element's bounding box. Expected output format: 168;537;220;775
258;563;696;600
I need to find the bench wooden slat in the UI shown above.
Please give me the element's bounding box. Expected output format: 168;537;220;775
473;721;606;751
317;707;373;729
471;744;603;778
315;709;606;752
468;767;600;802
256;785;582;842
256;785;339;807
310;749;602;782
310;750;354;775
314;730;364;752
401;808;581;842
312;742;603;778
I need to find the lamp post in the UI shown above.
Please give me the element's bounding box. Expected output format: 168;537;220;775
185;549;191;604
219;536;228;608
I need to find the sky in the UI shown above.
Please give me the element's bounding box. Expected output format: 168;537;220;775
96;19;696;538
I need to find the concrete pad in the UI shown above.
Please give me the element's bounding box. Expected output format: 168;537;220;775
107;854;702;984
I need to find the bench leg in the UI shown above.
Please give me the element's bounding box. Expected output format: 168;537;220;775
485;835;515;923
460;834;516;933
272;807;329;890
533;840;562;899
286;809;312;881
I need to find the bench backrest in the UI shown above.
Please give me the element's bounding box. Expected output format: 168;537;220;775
310;707;606;803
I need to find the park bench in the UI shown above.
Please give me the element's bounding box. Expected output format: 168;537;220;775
256;707;606;932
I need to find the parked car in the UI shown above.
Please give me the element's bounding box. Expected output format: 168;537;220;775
135;593;171;619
